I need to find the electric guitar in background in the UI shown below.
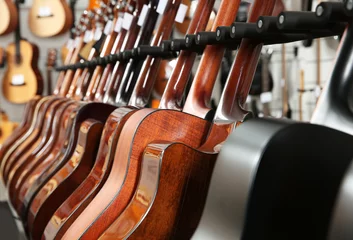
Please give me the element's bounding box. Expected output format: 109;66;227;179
2;0;44;104
28;0;73;37
0;0;18;36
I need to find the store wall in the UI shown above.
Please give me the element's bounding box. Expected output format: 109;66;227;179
0;0;89;122
268;0;339;121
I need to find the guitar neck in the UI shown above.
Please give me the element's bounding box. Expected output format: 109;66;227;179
14;0;22;63
69;0;78;38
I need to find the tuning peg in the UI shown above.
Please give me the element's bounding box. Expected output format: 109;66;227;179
216;26;233;41
195;31;218;45
257;16;278;33
316;2;351;21
185;34;197;48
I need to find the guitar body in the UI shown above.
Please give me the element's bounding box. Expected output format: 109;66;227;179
42;107;136;240
1;97;60;183
0;97;41;170
27;119;104;240
29;0;73;37
7;100;73;206
12;102;78;213
62;109;211;239
0;0;18;36
20;104;116;221
6;99;69;192
2;40;43;104
100;141;216;239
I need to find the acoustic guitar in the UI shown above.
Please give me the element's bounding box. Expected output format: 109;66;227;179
2;0;43;104
108;1;276;239
0;0;18;36
61;0;239;239
28;0;73;37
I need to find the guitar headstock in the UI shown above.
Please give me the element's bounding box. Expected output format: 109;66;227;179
46;48;57;69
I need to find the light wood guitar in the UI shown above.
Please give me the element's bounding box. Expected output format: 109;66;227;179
2;0;43;104
29;0;73;37
0;0;18;36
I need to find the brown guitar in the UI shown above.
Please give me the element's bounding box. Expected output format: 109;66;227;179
2;0;43;104
28;0;73;37
0;0;18;36
97;1;277;239
60;0;222;238
125;1;277;239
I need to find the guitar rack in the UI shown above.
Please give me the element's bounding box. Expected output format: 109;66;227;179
56;1;351;72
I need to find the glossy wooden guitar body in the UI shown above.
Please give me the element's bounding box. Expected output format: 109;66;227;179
98;0;277;238
6;99;70;191
42;107;136;240
0;0;18;35
62;109;211;240
8;100;75;207
27;119;104;240
2;40;44;104
101;141;215;239
29;0;73;37
62;0;221;238
0;96;61;182
20;103;116;232
12;102;79;214
0;96;40;168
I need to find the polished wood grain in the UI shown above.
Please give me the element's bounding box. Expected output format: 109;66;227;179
6;99;71;196
20;103;116;224
97;0;277;239
0;96;40;170
182;0;241;118
127;0;181;107
27;119;104;240
42;107;136;240
8;101;75;209
100;141;215;239
0;97;60;183
61;0;226;238
13;103;80;214
159;0;216;110
29;0;73;37
0;0;18;35
62;109;211;240
2;40;44;104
